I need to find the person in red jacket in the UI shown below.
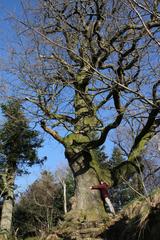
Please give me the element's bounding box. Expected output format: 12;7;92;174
90;180;115;214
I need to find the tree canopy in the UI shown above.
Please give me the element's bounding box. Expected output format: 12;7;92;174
0;99;45;234
6;0;160;221
12;0;160;161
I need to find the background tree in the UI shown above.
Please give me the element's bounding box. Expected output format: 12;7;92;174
13;169;74;239
55;167;75;214
111;127;160;193
109;146;137;210
0;100;44;234
141;134;160;192
13;170;62;238
8;0;160;221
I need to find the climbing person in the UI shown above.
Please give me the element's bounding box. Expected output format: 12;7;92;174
90;180;115;215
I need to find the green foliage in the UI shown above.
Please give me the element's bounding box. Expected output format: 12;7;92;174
0;100;44;171
96;145;109;169
65;169;75;210
54;167;75;212
13;203;37;238
0;100;45;235
109;147;137;210
0;100;45;194
13;170;74;239
110;147;125;167
88;133;111;183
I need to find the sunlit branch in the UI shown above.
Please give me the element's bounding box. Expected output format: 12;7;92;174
12;15;159;108
40;121;65;146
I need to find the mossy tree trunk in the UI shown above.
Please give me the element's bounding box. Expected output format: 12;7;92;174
63;77;111;220
0;167;15;235
65;145;110;220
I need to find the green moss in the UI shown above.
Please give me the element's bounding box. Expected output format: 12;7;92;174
65;208;107;223
64;133;89;146
129;132;154;162
84;116;99;126
90;150;112;185
76;68;89;84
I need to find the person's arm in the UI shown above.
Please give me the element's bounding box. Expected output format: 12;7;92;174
105;183;110;189
90;184;104;190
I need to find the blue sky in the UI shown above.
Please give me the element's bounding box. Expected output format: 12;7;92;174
16;136;68;193
0;0;114;194
0;0;68;192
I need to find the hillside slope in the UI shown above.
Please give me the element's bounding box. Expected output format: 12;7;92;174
46;188;160;240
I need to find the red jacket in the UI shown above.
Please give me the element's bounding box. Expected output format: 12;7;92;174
91;182;109;199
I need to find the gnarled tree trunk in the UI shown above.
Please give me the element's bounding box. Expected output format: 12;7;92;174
65;146;111;221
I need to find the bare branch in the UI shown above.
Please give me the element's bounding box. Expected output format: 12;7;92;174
40;121;65;146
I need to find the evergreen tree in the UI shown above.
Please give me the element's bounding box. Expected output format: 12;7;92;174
0;100;44;235
96;145;109;170
109;147;136;210
65;169;75;211
13;170;64;239
110;147;125;167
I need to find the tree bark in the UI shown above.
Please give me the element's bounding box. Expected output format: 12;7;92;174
0;198;13;233
65;147;110;221
63;181;67;214
74;168;105;218
0;167;15;235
